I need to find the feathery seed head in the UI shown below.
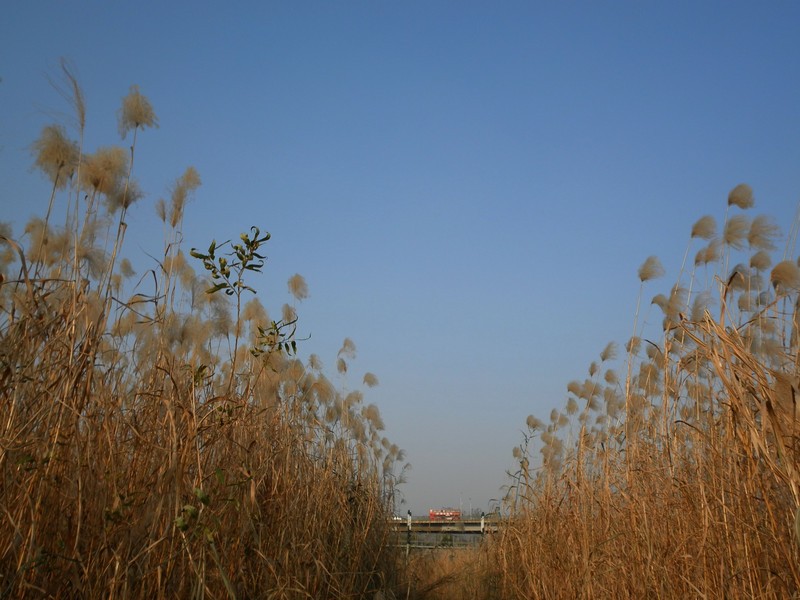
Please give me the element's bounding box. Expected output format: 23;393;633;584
651;294;668;312
750;250;772;271
638;256;665;282
242;298;268;324
626;336;641;355
526;415;544;430
691;215;717;239
690;291;711;321
111;273;122;296
119;258;135;278
362;404;384;430
583;377;600;399
747;214;780;251
600;341;617;362
308;354;323;371
727;263;750;291
666;285;688;319
728;183;754;209
32;125;80;189
311;375;335;405
603;386;618;404
363;372;379;387
169;167;201;228
45;229;71;266
338;337;357;359
771;260;800;292
566;397;578;415
210;299;233;337
155;198;167;223
286;358;305;381
282;303;297;323
23;218;50;261
81;147;128;195
76;244;108;278
56;59;86;131
162;250;187;278
695;238;721;266
606;394;621;418
287;273;309;301
105;179;143;213
724;215;751;249
325;403;340;424
118;85;158;137
738;293;756;312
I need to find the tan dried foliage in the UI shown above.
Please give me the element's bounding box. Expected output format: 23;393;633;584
118;84;158;137
288;273;309;300
32;124;79;188
638;255;665;282
728;182;754;208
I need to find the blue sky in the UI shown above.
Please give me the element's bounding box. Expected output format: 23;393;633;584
2;2;799;513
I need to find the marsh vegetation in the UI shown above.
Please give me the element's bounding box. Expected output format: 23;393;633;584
499;184;800;597
2;67;799;599
0;66;406;599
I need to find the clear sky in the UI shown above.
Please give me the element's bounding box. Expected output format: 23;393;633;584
2;2;799;514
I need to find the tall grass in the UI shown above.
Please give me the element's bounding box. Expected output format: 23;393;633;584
0;66;406;598
500;186;800;597
401;547;498;600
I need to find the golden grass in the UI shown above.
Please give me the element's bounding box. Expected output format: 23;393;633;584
498;185;800;598
7;67;800;600
399;545;498;600
0;76;405;598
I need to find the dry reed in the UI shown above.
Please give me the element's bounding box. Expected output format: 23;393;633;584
0;75;406;599
498;183;800;598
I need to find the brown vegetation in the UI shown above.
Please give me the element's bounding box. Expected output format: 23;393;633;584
500;186;800;598
0;67;406;598
5;64;800;600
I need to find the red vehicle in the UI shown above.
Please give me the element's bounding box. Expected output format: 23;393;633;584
428;508;461;521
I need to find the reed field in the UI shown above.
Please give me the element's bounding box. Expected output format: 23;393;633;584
414;184;800;600
4;68;800;599
0;67;407;598
495;185;800;598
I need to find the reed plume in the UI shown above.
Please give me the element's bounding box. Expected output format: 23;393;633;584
691;214;717;239
0;76;405;598
499;183;800;599
728;182;755;208
724;214;751;249
288;272;309;300
118;84;159;137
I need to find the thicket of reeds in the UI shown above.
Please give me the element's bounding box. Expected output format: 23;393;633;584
400;547;498;600
501;184;800;597
0;66;407;598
